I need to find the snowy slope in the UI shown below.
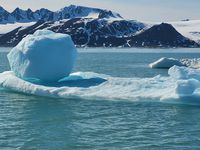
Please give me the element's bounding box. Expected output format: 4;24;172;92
55;5;122;20
0;18;145;47
0;22;35;34
128;23;198;48
171;20;200;43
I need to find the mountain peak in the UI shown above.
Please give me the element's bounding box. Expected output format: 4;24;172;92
27;8;33;12
0;6;7;13
68;4;77;8
12;7;26;13
56;5;122;19
129;22;198;47
0;5;123;24
0;6;4;10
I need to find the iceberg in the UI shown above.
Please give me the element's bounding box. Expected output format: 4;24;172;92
7;30;77;82
149;57;185;69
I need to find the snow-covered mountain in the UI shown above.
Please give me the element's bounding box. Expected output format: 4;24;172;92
0;6;12;23
145;20;200;44
0;22;35;35
0;19;199;48
128;23;198;47
171;20;200;44
0;5;199;48
0;18;145;47
0;5;122;24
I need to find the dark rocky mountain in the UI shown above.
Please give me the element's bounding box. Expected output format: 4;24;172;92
0;18;145;47
0;5;122;24
0;20;199;48
128;23;199;48
0;6;11;23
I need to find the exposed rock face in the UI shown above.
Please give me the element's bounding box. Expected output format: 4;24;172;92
0;18;145;47
128;23;199;47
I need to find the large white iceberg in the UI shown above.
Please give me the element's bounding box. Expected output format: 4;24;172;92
7;30;77;82
149;57;185;69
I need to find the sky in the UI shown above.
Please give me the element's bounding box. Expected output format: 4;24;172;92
0;0;200;22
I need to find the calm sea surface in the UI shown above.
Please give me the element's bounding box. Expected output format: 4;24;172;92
1;47;200;149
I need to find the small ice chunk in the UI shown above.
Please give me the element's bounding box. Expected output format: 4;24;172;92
175;79;200;96
180;58;200;69
149;57;185;69
7;30;77;82
169;65;200;80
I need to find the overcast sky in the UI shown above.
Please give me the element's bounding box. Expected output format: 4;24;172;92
0;0;199;22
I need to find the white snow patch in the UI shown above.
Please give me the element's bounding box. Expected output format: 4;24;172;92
171;20;200;43
0;22;35;34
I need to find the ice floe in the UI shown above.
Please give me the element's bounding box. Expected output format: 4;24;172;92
149;57;185;69
1;66;200;104
150;57;200;69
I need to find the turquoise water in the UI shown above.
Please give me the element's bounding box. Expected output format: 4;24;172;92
1;47;200;149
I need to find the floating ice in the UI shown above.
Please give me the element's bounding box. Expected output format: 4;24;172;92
1;66;200;104
180;58;200;69
0;71;175;101
169;65;200;80
150;57;200;69
149;57;185;69
7;30;77;82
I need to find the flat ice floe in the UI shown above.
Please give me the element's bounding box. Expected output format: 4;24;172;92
149;57;185;69
1;66;200;104
150;57;200;69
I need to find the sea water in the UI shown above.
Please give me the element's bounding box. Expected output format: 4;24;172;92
1;47;200;149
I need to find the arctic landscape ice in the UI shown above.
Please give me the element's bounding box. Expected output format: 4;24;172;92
1;2;200;150
0;29;200;104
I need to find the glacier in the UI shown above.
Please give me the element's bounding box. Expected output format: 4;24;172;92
7;30;77;82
